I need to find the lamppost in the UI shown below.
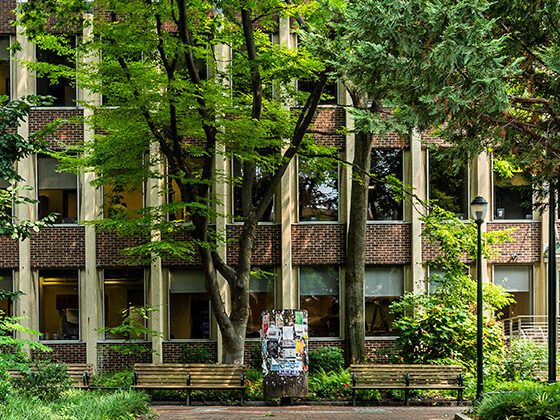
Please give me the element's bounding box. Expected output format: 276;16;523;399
471;196;488;401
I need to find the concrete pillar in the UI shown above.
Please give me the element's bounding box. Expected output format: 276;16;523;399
473;153;492;286
409;129;426;293
14;25;37;344
536;188;549;316
80;15;103;371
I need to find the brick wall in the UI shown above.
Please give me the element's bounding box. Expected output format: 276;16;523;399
0;1;15;34
372;133;409;149
32;342;87;363
162;341;218;363
97;342;152;372
310;107;346;149
487;222;541;263
96;230;146;267
365;338;398;363
421;129;447;147
292;223;346;265
29;109;84;151
161;231;202;267
226;224;281;266
30;226;85;268
365;224;411;265
0;237;18;268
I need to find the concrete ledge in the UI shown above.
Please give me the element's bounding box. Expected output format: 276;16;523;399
455;413;473;420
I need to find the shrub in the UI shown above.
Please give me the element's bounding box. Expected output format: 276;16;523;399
178;345;214;364
309;368;351;400
90;369;133;388
308;347;344;373
248;345;262;370
503;338;547;381
0;366;12;403
12;361;71;402
475;382;560;420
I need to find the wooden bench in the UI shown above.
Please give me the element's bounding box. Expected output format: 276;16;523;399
8;363;92;389
350;364;464;406
131;363;246;405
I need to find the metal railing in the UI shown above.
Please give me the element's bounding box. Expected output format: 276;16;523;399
501;315;560;345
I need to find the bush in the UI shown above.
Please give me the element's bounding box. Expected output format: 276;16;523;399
309;368;351;400
90;369;133;388
475;382;560;420
12;361;71;402
248;345;262;370
178;345;214;364
503;338;547;381
0;366;12;403
308;347;344;373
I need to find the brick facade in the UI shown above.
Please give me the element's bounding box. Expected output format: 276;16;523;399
32;342;87;364
29;109;84;151
310;107;346;149
365;223;411;265
97;342;152;372
0;237;18;268
487;222;541;264
161;231;202;267
162;341;218;363
227;224;281;266
96;230;146;267
0;1;15;34
365;338;398;363
292;223;346;265
30;226;85;268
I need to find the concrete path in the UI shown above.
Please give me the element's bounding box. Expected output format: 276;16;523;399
152;405;467;419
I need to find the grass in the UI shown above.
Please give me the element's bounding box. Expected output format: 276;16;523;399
0;389;152;420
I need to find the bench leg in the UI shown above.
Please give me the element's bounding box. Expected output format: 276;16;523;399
187;390;191;406
240;389;245;406
352;389;356;407
458;389;463;406
405;389;410;406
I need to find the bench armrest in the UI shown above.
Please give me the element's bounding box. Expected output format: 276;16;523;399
132;372;138;386
82;372;90;387
352;373;356;387
241;373;245;387
187;372;191;386
457;373;463;387
405;372;410;387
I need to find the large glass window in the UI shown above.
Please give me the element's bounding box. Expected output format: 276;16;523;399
103;269;144;340
102;184;143;219
429;149;469;219
368;149;403;220
0;270;13;318
169;269;210;340
36;35;76;107
365;266;404;336
298;158;339;222
0;36;10;99
39;269;79;341
494;265;532;320
494;172;533;220
247;267;275;338
168;159;204;222
38;155;78;224
232;159;274;222
299;266;339;337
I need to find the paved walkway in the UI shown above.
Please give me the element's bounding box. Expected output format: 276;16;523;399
152;405;467;419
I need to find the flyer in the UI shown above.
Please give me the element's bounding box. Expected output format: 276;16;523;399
268;324;279;340
295;311;303;325
282;326;294;340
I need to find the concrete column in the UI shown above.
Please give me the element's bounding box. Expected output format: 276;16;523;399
409;129;426;293
80;16;103;371
14;26;37;344
473;153;492;286
536;188;549;316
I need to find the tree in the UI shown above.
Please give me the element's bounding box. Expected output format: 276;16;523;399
18;0;335;363
302;0;516;364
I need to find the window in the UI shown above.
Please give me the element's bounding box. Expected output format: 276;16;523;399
429;149;469;219
299;266;339;337
296;36;337;105
365;266;404;336
37;155;78;224
167;159;204;222
103;269;144;340
232;159;274;222
247;267;275;338
298;158;339;222
368;149;403;220
39;269;79;341
0;36;10;99
494;265;532;320
494;172;533;220
169;269;210;339
36;35;76;107
0;270;13;318
102;184;143;219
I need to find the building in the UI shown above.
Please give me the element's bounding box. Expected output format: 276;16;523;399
0;2;550;372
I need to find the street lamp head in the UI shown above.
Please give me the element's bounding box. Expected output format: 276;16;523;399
471;196;488;222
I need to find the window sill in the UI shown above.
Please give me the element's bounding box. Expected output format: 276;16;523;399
40;340;83;344
308;337;343;341
165;339;216;343
99;339;150;344
365;336;398;341
228;222;280;226
33;106;81;111
295;221;344;225
366;220;409;224
489;219;538;223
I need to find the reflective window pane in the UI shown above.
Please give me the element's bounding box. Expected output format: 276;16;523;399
494;265;532;320
39;269;79;341
368;149;403;220
494;172;533;220
0;270;13;318
247;267;275;338
103;184;143;219
0;36;10;99
429;149;469;219
298;158;338;222
299;266;339;337
38;156;78;224
36;36;76;107
232;159;274;222
169;269;210;339
365;266;404;336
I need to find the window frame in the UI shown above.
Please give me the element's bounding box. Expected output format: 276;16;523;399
491;159;534;221
101;182;146;220
367;148;405;223
0;35;12;101
492;264;534;319
0;268;15;319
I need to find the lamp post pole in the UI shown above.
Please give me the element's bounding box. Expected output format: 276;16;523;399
548;181;556;383
471;196;488;402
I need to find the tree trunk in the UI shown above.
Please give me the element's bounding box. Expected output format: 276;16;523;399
345;129;374;366
222;325;246;364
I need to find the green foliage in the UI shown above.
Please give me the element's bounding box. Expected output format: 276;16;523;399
475;382;560;420
503;338;547;382
178;345;214;364
245;369;263;401
308;347;344;373
0;366;12;403
391;206;512;372
0;389;151;420
247;345;262;370
309;368;351;400
97;306;162;356
12;361;71;402
90;370;133;389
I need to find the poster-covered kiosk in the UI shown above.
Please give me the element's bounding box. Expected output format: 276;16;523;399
261;309;309;399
